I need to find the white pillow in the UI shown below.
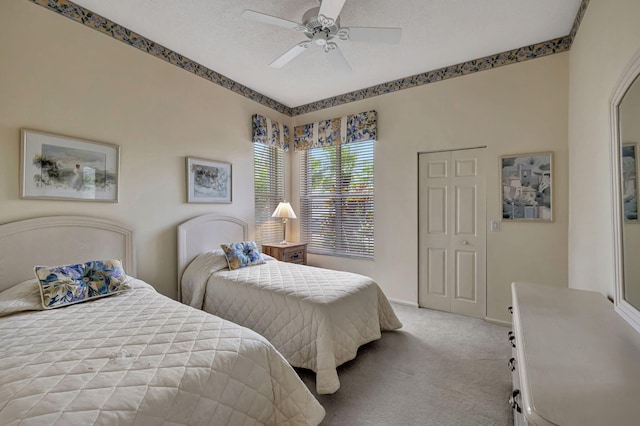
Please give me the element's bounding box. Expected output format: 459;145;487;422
182;249;234;309
0;279;44;317
198;249;230;272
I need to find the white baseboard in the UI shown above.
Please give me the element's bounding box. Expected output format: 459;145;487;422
485;316;512;327
388;300;513;326
388;298;419;308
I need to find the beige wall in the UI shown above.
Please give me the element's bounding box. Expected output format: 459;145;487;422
0;0;289;298
568;0;640;297
1;0;570;324
292;53;569;323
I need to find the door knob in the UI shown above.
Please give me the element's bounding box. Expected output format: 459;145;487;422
462;240;469;245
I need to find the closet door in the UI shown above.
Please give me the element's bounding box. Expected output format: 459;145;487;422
418;148;486;319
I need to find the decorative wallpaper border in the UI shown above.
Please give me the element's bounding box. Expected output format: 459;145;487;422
28;0;589;117
291;0;590;115
290;36;572;115
569;0;590;43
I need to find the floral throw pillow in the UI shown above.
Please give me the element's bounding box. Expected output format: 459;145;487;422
34;259;132;309
220;242;265;270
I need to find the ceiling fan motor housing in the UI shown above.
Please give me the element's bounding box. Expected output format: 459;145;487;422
301;7;340;37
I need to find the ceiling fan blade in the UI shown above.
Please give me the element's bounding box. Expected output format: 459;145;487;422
318;0;346;27
345;27;402;44
241;9;302;30
325;43;351;74
269;42;311;68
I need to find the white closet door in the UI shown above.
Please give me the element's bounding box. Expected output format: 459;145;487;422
418;148;486;319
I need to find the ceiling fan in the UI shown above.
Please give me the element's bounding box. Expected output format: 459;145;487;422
241;0;402;73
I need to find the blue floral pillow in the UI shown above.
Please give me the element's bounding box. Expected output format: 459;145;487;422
220;242;265;270
34;259;132;309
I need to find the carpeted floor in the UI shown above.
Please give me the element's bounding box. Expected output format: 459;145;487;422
297;304;513;426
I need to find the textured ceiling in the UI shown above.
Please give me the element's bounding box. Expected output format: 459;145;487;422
70;0;582;109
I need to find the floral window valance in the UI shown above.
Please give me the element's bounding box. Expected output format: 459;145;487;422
252;114;290;152
294;110;377;151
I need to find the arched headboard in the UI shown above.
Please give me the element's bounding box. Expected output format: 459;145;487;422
177;214;248;301
0;216;136;292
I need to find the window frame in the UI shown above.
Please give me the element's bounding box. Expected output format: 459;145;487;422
299;140;375;259
253;142;285;246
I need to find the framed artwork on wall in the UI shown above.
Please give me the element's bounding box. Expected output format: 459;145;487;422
622;143;638;222
20;129;119;202
500;152;553;221
186;157;232;203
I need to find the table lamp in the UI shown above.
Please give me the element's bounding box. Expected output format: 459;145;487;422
271;201;297;244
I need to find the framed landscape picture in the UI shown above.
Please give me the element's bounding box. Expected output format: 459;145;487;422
186;157;232;203
20;129;119;202
500;152;553;221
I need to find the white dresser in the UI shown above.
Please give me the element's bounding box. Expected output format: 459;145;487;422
509;282;640;426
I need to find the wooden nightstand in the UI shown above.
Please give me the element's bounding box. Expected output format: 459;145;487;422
262;242;307;265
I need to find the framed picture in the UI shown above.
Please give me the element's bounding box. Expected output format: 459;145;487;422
500;152;553;221
622;143;638;222
186;157;232;203
20;129;119;202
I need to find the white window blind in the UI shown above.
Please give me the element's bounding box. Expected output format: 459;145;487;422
254;143;284;246
299;140;374;258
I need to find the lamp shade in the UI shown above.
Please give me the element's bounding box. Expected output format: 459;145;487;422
271;202;297;219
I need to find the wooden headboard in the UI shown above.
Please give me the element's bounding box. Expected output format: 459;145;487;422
0;216;136;292
177;214;248;301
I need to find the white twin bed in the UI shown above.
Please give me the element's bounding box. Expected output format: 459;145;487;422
177;214;402;395
0;213;401;424
0;216;324;425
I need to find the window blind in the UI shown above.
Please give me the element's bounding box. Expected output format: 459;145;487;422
254;143;284;246
300;140;374;258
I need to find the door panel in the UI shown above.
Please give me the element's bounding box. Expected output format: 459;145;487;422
428;160;448;178
456;186;476;235
455;250;476;301
427;249;447;296
428;187;447;234
455;158;477;177
418;151;451;312
419;148;486;319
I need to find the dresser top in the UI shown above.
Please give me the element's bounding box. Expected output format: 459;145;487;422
512;282;640;426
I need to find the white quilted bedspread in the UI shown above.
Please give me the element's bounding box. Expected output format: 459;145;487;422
182;256;402;394
0;279;325;426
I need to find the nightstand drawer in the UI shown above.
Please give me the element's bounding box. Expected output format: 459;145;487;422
262;242;307;265
283;248;304;263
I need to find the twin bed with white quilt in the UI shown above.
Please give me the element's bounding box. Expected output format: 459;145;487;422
0;216;324;425
178;215;402;395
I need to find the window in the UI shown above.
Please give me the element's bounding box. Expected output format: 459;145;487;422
299;140;374;258
254;143;284;245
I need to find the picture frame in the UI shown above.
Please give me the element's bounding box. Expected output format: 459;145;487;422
622;143;638;222
500;152;553;221
186;157;232;203
20;129;119;202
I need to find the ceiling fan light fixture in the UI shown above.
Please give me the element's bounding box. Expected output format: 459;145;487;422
312;31;329;46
